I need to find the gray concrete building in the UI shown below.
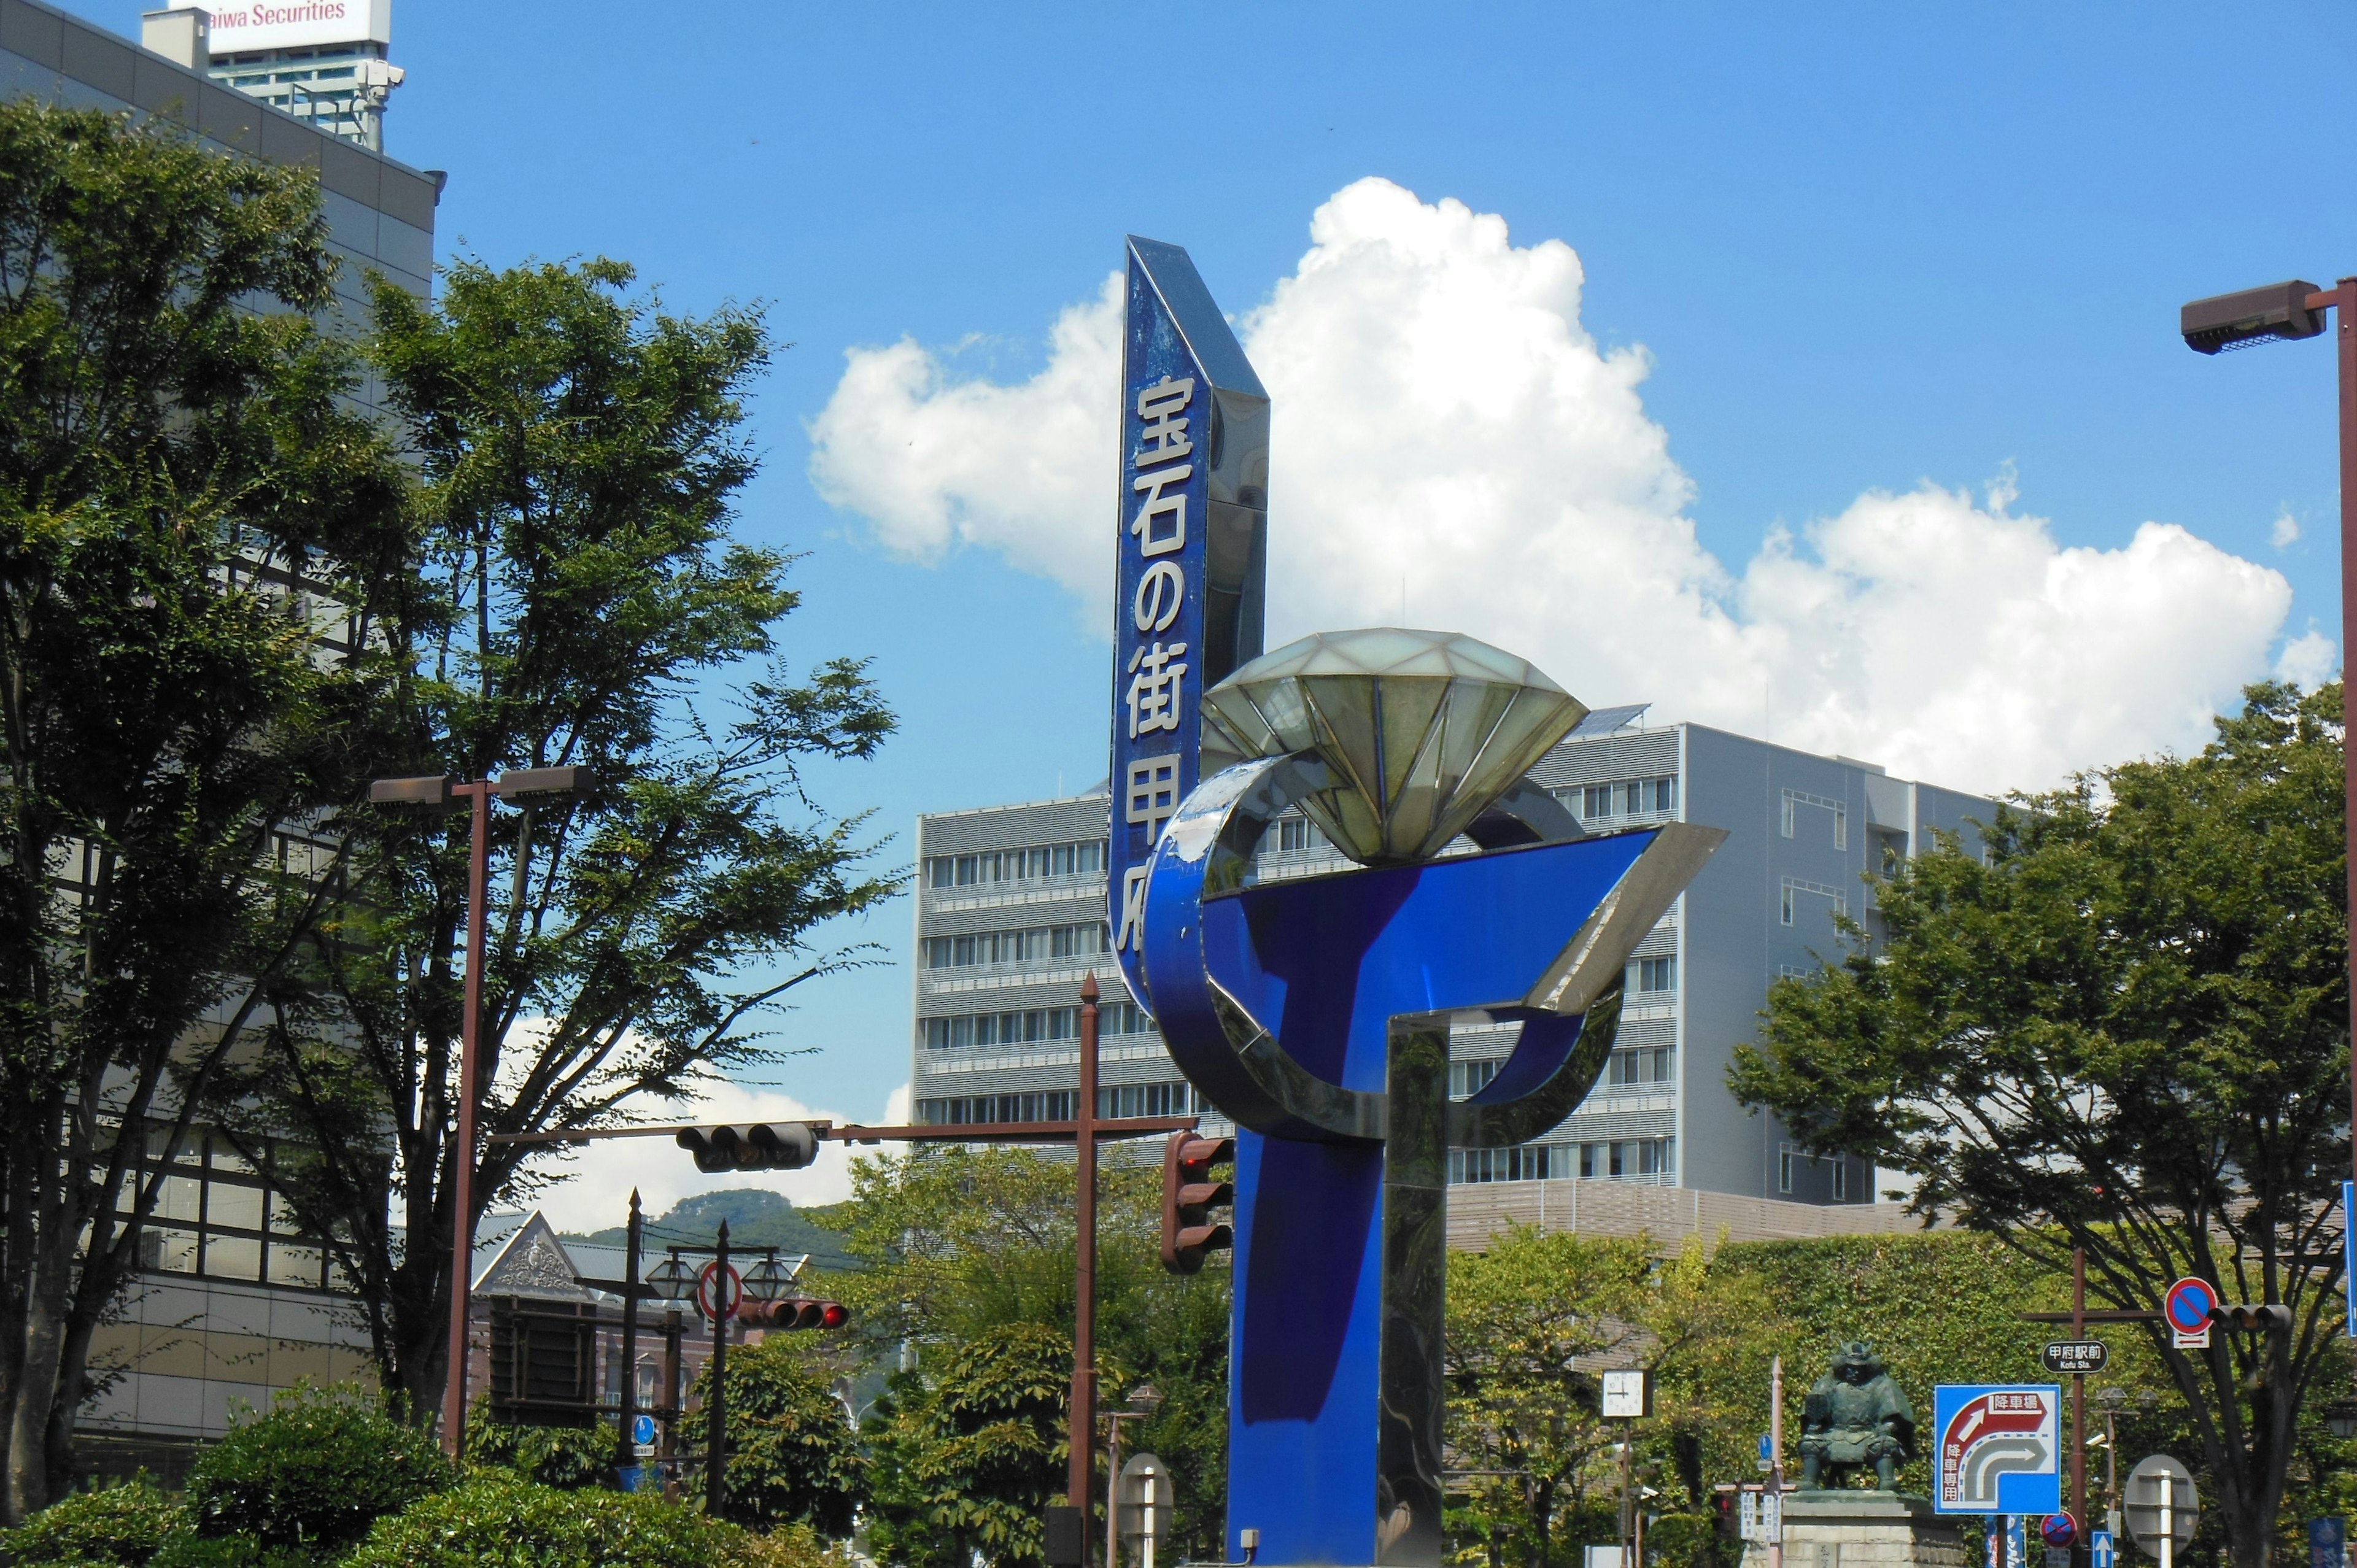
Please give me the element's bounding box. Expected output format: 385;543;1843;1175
910;709;1994;1208
1;0;439;1472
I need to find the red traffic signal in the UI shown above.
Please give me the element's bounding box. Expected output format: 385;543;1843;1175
737;1296;850;1331
1161;1131;1236;1275
676;1122;819;1173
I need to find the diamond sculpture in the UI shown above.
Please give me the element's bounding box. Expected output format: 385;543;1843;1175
1199;628;1588;865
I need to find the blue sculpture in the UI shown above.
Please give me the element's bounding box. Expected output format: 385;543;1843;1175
1137;629;1723;1566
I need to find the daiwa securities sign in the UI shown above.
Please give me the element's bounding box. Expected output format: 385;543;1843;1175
1933;1385;2062;1516
169;0;390;52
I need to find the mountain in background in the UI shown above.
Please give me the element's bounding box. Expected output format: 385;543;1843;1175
561;1188;856;1273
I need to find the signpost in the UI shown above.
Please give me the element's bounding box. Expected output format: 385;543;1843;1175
1932;1385;2063;1516
2345;1181;2356;1341
2164;1278;2217;1350
2043;1513;2079;1549
2091;1531;2116;1568
2041;1343;2108;1375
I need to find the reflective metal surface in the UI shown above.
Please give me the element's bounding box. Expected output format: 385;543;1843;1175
1199;629;1588;865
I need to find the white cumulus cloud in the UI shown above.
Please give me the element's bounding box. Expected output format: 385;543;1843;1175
808;177;2297;795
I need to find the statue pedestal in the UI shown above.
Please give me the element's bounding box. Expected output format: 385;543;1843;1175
1743;1492;1968;1568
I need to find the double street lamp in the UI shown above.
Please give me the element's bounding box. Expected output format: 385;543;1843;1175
2179;277;2357;1207
366;764;586;1458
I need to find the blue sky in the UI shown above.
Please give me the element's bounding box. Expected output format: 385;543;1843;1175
58;1;2357;1218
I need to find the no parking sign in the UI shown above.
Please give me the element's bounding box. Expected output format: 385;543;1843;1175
2165;1277;2217;1350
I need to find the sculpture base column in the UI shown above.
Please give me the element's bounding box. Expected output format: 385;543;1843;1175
1744;1493;1969;1568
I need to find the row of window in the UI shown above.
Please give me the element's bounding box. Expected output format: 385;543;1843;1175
1567;777;1677;819
921;922;1111;970
926;840;1106;890
1448;1137;1677;1184
1453;1043;1675;1099
1782;788;1848;849
1635;956;1677;992
914;1079;1212;1127
123;1127;347;1292
1266;816;1331;853
919;1000;1155;1050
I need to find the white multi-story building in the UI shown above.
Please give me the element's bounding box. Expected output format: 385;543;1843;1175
145;1;404;152
909;707;1995;1207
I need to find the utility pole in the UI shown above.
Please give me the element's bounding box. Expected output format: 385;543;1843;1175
2071;1248;2087;1549
1070;975;1102;1563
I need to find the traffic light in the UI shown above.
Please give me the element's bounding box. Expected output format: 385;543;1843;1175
738;1297;850;1331
2215;1303;2293;1333
1161;1131;1235;1274
676;1122;819;1173
1712;1487;1741;1544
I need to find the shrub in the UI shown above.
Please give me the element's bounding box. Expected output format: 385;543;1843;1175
180;1383;454;1558
465;1416;616;1490
2;1477;183;1566
343;1477;764;1568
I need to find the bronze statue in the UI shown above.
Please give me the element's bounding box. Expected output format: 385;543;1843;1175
1798;1341;1916;1490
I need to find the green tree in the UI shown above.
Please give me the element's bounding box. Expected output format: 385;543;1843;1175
0;101;406;1517
208;255;899;1423
1731;681;2349;1568
688;1332;867;1534
863;1323;1074;1568
181;1383;454;1561
835;1145;1230;1557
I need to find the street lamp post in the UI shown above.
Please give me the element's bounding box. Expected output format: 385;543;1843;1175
366;765;584;1458
2181;278;2357;1207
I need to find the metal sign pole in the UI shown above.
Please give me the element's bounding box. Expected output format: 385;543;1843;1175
2159;1470;2173;1568
1070;976;1101;1563
2072;1249;2087;1551
706;1219;730;1516
1769;1357;1785;1568
616;1190;641;1477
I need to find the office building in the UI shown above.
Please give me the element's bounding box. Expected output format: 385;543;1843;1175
910;708;1994;1211
145;1;403;152
1;0;440;1472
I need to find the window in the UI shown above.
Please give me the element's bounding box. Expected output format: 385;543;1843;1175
1607;1046;1675;1086
1274;815;1328;852
1583;784;1614;818
1832;1160;1849;1201
1569;1138;1676;1183
1449;1143;1567;1183
1780;877;1846;927
925;839;1106;891
1635;956;1677;993
923;1001;1149;1049
1778;1143;1796;1194
1450;1059;1501;1100
917;1091;1079;1126
1098;1081;1201;1118
923;922;1110;968
1651;776;1676;812
1781;789;1848;849
125;1126;338;1291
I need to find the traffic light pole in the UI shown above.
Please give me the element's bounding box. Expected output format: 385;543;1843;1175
1070;975;1101;1561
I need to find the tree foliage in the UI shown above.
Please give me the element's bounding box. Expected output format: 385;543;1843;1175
0;99;405;1518
209;255;899;1422
863;1322;1074;1568
835;1146;1229;1557
1732;681;2349;1568
688;1332;867;1534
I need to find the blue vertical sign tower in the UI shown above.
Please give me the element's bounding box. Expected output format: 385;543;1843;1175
1108;238;1268;1004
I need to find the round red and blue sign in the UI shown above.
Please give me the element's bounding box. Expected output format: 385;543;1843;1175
2042;1513;2079;1549
2165;1276;2218;1335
